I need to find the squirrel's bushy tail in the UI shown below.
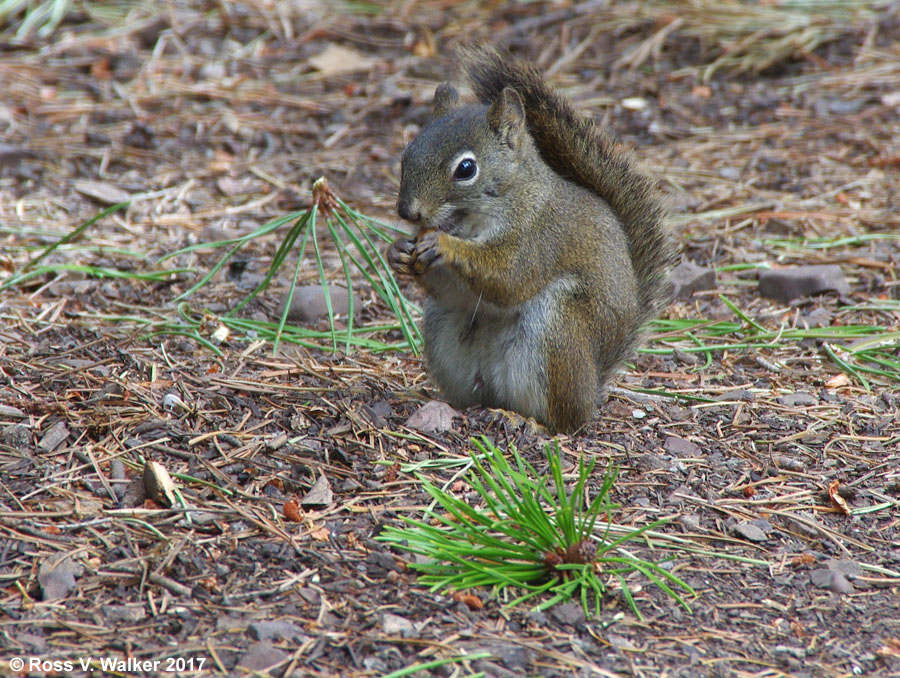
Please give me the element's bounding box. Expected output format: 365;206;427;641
461;45;676;322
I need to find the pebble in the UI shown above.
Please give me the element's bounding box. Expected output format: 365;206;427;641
758;265;849;303
778;391;818;407
664;436;701;456
549;602;586;627
38;557;81;601
810;568;854;594
733;521;768;543
775;455;806;472
248;620;306;642
668;259;717;300
236;642;289;671
278;284;355;323
300;475;334;507
404;400;458;433
381;612;417;637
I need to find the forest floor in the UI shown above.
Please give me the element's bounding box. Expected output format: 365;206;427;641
1;2;899;677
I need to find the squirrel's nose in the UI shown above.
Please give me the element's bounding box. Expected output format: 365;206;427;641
397;197;422;222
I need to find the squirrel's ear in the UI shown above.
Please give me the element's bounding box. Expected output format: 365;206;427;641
433;83;460;118
487;87;526;148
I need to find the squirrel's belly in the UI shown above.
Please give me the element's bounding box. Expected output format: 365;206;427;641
422;293;552;422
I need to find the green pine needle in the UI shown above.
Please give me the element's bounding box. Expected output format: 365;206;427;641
161;177;422;354
377;437;694;619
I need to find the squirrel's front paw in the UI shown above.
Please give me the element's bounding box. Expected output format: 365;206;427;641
411;231;445;275
387;237;416;276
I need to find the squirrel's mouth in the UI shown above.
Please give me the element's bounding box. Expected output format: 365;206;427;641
419;217;456;235
433;209;467;234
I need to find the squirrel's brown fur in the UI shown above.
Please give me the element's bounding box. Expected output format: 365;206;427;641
461;45;676;371
388;46;677;433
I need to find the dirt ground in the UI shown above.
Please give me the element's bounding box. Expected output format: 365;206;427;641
2;2;900;677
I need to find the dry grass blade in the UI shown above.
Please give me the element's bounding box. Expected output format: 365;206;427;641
608;0;889;79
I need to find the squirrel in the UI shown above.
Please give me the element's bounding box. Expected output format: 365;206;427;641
388;46;676;433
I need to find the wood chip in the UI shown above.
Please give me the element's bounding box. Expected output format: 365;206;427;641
143;460;178;507
301;475;333;507
73;180;131;205
308;44;375;76
38;421;69;453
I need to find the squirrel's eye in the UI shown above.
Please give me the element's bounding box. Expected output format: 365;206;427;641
453;157;477;181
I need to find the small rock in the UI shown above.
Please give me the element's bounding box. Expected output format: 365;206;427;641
102;604;147;623
404;400;458;433
778;392;817;407
381;612;416;637
279;285;355;323
366;551;399;573
360;400;392;427
248;620;306;642
38;556;82;601
300;475;333;507
666;405;693;422
1;423;31;448
549;602;586;627
783;514;820;539
774;455;805;472
298;587;320;605
824;559;862;579
810;568;854;594
362;656;387;673
758;265;849;303
236;642;289;672
733;521;768;543
799;307;833;328
668;259;716;300
679;514;701;531
309;43;376;76
485;642;532;671
664;436;701;456
526;609;548;625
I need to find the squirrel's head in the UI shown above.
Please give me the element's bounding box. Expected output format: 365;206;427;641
397;82;536;236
